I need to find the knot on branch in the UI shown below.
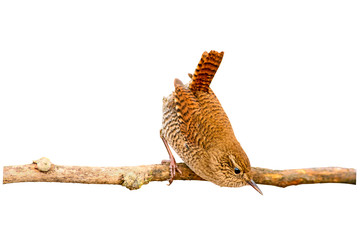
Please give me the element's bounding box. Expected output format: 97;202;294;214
33;157;52;172
120;170;152;190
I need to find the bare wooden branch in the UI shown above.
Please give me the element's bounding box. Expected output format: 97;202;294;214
3;158;356;190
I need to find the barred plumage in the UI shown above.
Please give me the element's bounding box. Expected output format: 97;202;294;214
160;50;262;194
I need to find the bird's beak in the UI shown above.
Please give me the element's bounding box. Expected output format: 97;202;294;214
247;179;263;195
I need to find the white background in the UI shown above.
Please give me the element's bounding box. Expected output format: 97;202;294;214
1;1;359;239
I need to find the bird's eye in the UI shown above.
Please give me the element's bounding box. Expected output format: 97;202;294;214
234;167;241;174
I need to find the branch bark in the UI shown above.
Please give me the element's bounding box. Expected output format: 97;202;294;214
3;157;356;190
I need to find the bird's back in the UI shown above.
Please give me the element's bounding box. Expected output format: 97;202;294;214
161;51;241;175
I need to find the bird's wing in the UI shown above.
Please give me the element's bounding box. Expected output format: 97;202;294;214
174;51;235;149
189;50;224;93
174;79;203;147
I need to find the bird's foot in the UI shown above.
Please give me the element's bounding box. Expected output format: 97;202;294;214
161;159;182;185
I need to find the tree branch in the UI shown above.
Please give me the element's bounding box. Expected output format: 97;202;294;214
3;157;356;190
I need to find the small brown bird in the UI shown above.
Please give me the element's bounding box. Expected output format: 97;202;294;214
160;50;262;194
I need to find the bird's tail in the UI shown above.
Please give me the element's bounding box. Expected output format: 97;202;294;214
189;50;224;93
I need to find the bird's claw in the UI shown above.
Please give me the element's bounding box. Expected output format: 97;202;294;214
161;159;182;185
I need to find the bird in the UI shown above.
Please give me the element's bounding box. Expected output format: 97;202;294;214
160;50;262;194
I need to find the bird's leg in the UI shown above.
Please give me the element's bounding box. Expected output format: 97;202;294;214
160;133;182;185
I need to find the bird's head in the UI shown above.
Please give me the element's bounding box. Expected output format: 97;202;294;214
207;145;262;195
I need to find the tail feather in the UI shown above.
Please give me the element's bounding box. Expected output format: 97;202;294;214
189;50;224;93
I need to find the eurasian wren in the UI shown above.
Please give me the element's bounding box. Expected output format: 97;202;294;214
160;50;262;194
